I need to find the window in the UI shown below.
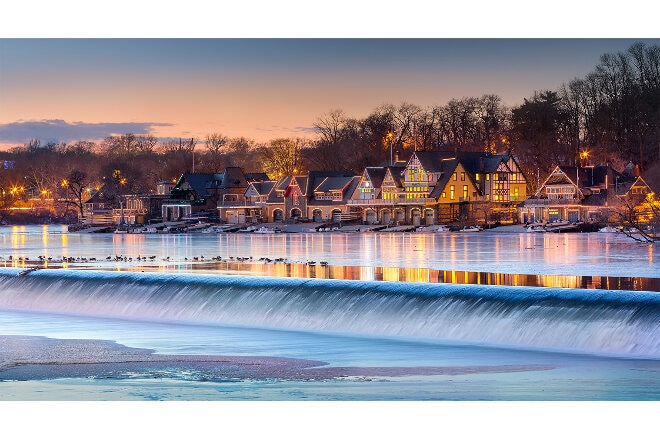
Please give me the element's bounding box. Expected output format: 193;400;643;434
441;192;446;198
512;173;517;182
461;172;465;181
486;174;490;181
463;185;468;200
494;173;499;180
475;173;480;181
453;172;457;181
450;185;455;200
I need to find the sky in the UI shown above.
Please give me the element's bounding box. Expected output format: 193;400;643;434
1;3;658;150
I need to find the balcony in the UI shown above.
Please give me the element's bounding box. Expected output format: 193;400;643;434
217;199;267;208
522;197;583;206
348;199;398;206
348;197;435;206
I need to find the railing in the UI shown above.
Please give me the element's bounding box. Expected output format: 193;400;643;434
348;197;433;206
217;200;267;207
522;198;582;206
348;199;398;206
112;208;148;215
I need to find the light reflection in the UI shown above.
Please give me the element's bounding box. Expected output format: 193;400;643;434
122;261;659;291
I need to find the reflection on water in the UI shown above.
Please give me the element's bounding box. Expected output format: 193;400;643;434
121;261;657;292
1;224;659;290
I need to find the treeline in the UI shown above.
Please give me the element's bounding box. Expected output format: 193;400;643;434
308;41;659;185
0;41;658;205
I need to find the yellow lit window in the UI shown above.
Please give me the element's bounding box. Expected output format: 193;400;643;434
476;173;480;181
450;185;455;200
486;174;490;181
453;172;457;181
461;172;465;181
463;185;468;200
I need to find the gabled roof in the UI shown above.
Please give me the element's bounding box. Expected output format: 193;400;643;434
428;159;459;198
84;188;116;205
451;151;515;174
308;177;361;206
411;151;456;173
175;173;219;197
267;175;308;202
314;176;355;193
384;166;406;187
364;167;387;189
305;170;355;195
251;181;276;196
547;165;626;190
220;167;248;189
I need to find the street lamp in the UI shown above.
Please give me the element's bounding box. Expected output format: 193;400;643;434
386;132;394;166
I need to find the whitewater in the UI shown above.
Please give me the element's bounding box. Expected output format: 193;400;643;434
0;225;658;400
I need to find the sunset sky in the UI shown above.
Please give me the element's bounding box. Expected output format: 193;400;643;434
1;4;657;150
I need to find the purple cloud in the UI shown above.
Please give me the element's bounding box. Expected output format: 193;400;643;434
0;119;174;145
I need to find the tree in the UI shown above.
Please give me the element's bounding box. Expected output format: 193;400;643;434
615;191;659;243
205;133;229;170
60;170;88;220
509;90;571;186
259;138;305;179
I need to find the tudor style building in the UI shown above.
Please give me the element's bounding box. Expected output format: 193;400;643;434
216;170;359;224
517;163;639;224
347;150;527;225
162;168;266;221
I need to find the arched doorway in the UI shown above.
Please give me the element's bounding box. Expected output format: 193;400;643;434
381;210;391;225
411;209;421;226
290;208;302;220
331;209;342;222
395;209;405;224
312;209;323;222
365;209;377;224
424;208;434;225
273;209;283;222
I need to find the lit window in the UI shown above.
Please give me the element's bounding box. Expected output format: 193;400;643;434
461;172;465;181
486;174;490;181
441;192;446;198
512;173;517;182
453;172;457;181
463;185;468;200
450;185;455;200
476;173;480;181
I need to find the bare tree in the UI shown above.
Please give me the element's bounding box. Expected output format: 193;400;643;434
59;170;88;220
615;192;659;243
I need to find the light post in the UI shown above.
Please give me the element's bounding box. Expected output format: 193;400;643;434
61;179;70;217
119;177;127;225
387;132;394;166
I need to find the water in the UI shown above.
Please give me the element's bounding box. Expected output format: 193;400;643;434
0;224;658;401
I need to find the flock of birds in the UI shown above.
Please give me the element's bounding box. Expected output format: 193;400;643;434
2;254;329;266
